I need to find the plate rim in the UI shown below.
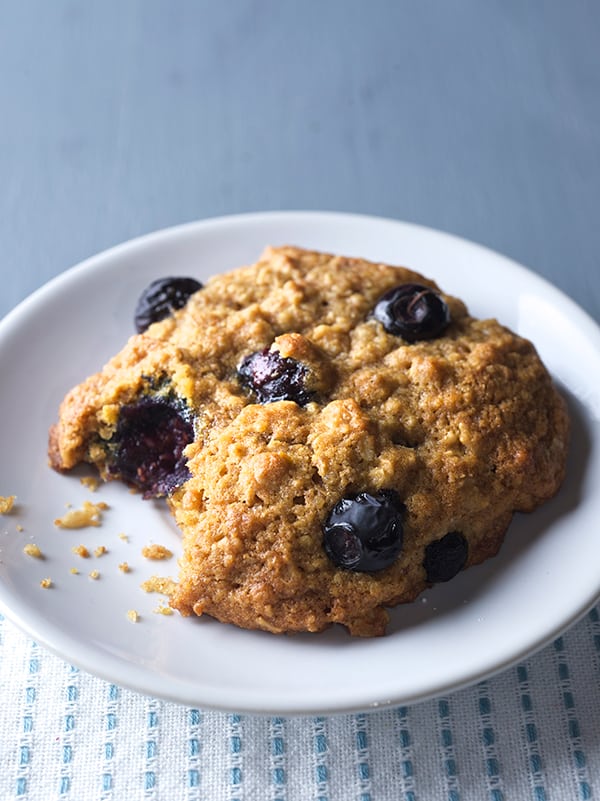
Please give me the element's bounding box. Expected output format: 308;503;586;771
0;210;599;716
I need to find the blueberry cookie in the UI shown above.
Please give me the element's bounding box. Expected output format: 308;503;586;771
48;246;569;636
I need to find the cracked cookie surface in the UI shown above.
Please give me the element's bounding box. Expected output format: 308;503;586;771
49;246;569;636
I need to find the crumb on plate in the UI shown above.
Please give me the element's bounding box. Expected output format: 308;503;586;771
141;544;173;561
54;500;108;529
79;476;99;492
40;578;52;589
153;605;174;616
0;495;16;514
71;544;90;558
140;575;177;598
127;609;140;623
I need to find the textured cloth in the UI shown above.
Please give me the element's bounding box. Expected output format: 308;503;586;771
1;609;599;800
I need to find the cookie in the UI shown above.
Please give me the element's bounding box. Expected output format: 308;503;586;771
49;246;569;636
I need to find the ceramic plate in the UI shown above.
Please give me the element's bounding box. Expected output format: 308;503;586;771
0;212;598;716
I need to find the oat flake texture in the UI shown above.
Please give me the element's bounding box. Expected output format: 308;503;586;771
48;247;569;636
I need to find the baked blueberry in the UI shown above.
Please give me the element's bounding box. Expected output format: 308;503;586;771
134;277;203;333
372;283;450;341
110;397;194;498
238;348;313;406
423;531;468;583
323;490;405;572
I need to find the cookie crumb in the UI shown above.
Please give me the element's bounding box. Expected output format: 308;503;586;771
16;524;24;532
118;562;131;573
40;578;52;589
55;501;108;529
118;532;129;542
71;545;90;558
23;543;43;559
70;567;79;575
127;609;140;623
153;604;174;616
80;476;100;492
141;544;173;561
94;545;108;557
140;575;177;597
88;570;100;580
0;495;16;514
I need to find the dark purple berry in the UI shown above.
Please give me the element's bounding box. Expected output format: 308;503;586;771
372;283;450;341
423;532;468;583
238;348;313;406
135;277;202;333
323;490;405;572
110;398;194;498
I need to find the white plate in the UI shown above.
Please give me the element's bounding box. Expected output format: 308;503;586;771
0;211;598;716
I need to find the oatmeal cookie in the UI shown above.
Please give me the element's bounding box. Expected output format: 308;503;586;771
49;246;569;636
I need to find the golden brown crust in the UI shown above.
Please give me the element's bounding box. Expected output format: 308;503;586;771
48;246;569;636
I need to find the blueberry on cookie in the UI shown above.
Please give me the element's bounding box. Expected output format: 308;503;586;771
372;283;450;341
323;490;405;572
108;396;194;498
238;347;313;405
135;277;203;333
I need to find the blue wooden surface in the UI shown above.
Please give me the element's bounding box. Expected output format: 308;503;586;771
0;1;599;323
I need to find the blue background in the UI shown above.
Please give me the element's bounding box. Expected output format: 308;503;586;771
1;1;599;321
